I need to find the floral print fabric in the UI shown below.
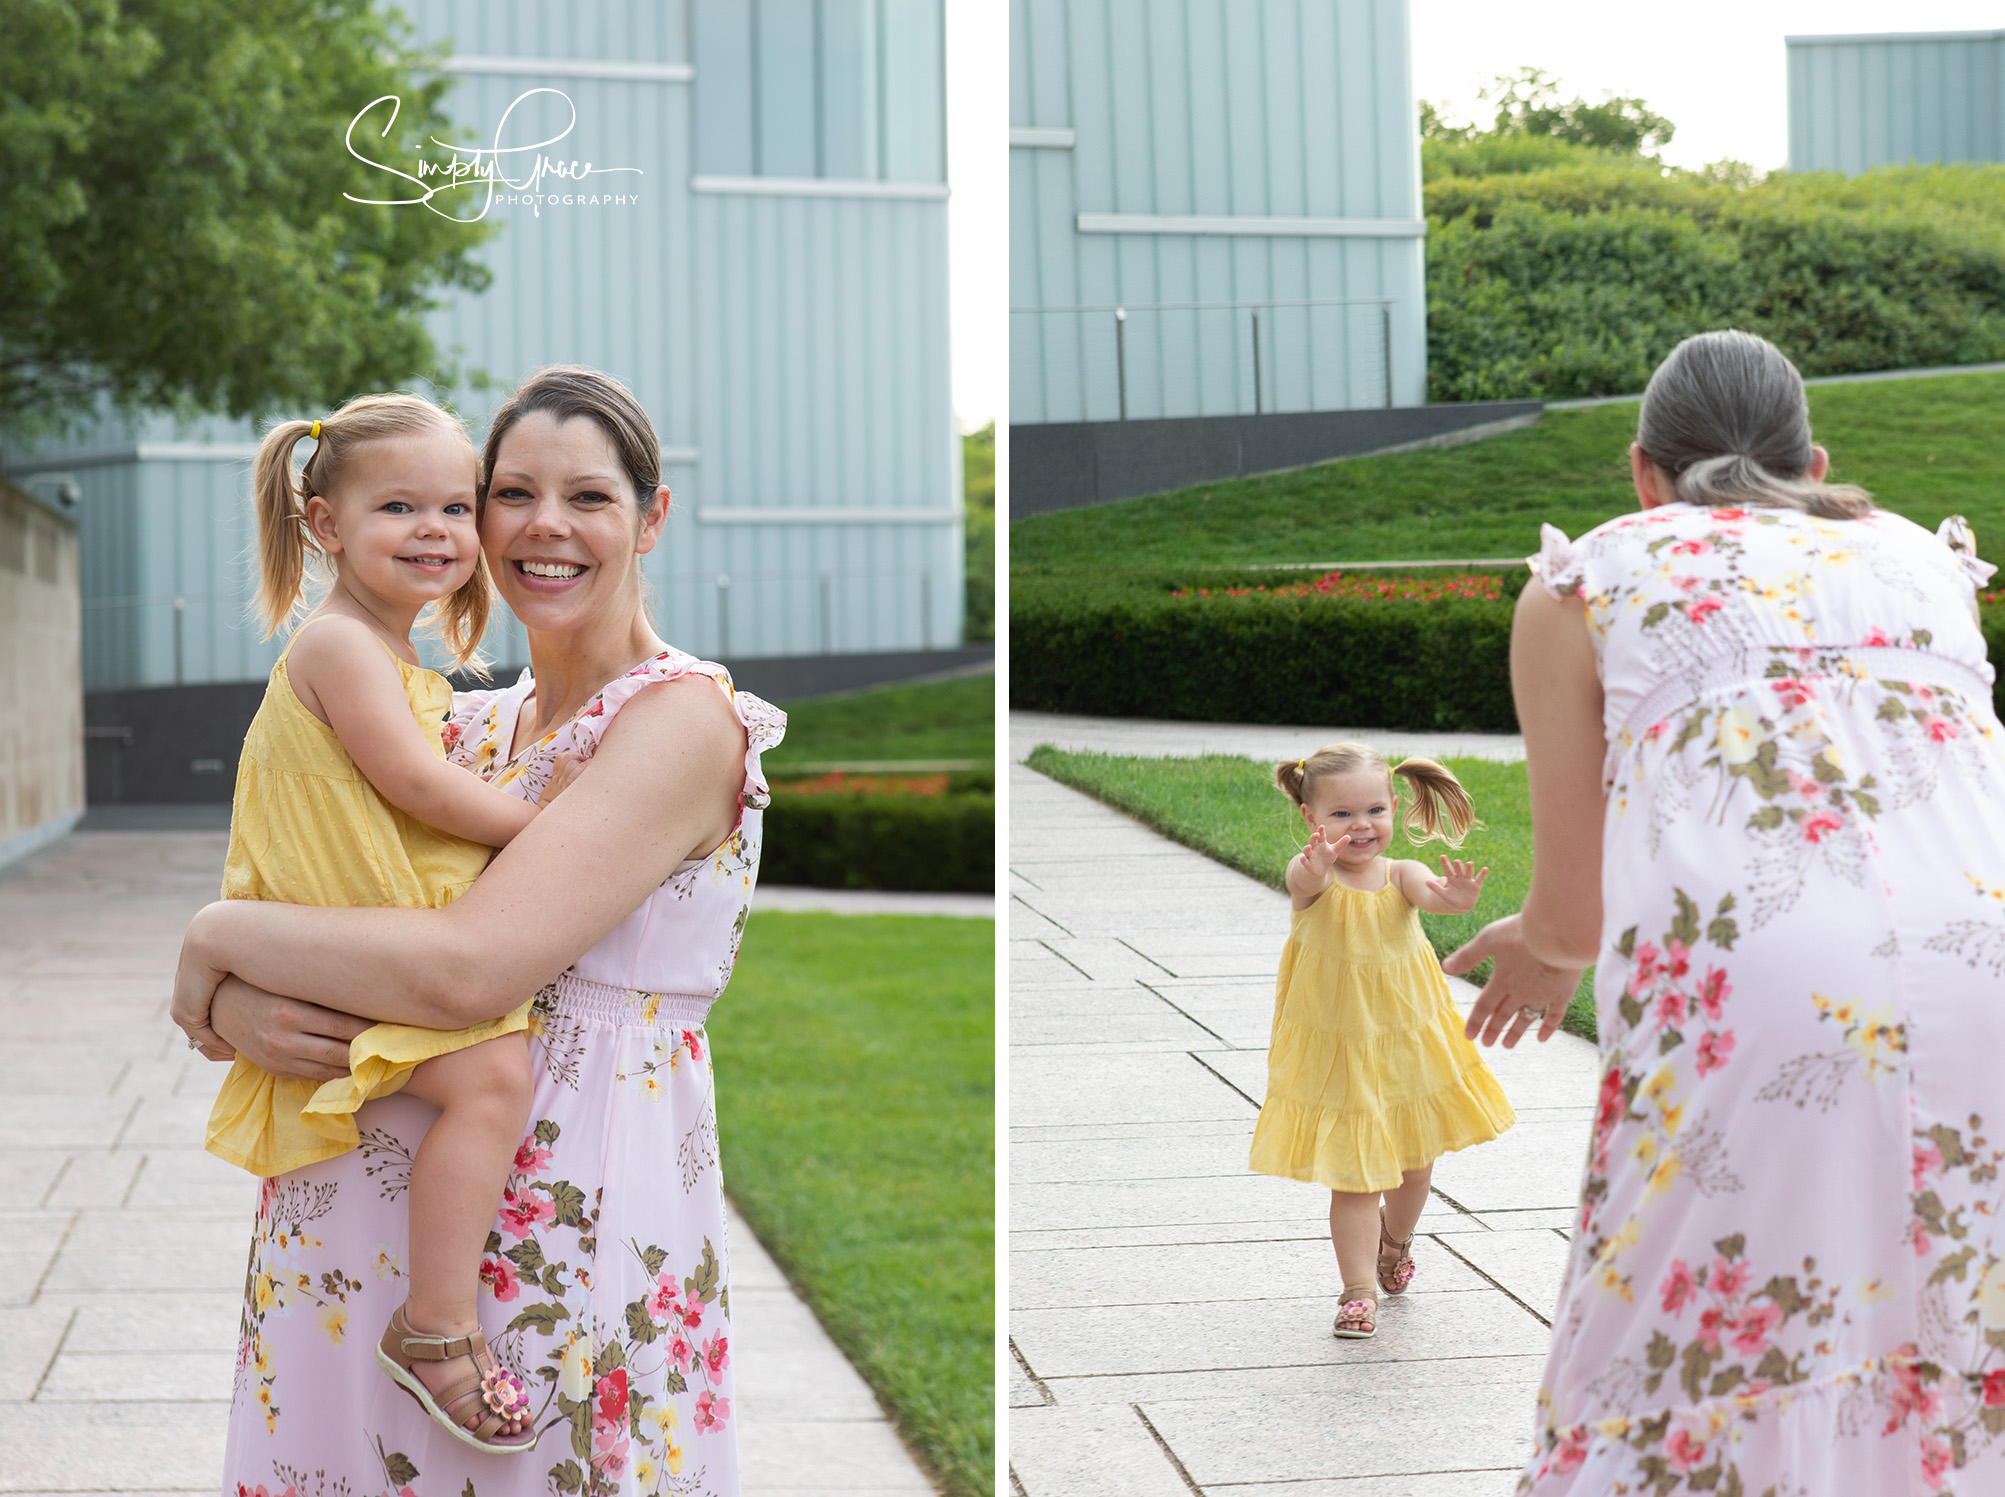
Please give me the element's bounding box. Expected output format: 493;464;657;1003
221;652;783;1497
1521;504;2005;1496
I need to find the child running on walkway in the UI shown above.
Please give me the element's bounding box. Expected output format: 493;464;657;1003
177;393;569;1452
1250;743;1516;1339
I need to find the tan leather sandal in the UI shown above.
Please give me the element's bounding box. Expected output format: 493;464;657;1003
1333;1282;1378;1339
1378;1206;1417;1295
375;1303;535;1454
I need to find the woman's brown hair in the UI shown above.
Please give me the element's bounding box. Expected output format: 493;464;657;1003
1275;742;1480;848
478;365;664;516
250;393;493;669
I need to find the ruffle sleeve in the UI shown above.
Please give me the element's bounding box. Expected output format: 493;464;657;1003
565;651;787;814
1937;514;1999;590
1527;522;1588;599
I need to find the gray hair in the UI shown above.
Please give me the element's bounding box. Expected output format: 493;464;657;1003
1636;330;1872;520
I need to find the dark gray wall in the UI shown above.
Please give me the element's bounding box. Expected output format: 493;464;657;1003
83;646;995;803
1009;401;1543;519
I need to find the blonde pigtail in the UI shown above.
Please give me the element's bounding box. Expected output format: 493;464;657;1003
435;550;495;677
1391;757;1481;848
1274;757;1309;806
251;420;319;638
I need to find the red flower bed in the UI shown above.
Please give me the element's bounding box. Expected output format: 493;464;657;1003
1170;569;1506;603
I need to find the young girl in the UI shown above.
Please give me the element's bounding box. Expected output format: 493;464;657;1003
180;393;562;1452
1249;743;1517;1339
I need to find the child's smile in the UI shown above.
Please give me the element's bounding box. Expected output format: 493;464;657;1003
1301;767;1399;871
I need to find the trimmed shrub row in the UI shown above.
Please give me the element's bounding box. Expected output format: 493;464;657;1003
1013;568;2005;731
1011;569;1524;732
760;792;994;893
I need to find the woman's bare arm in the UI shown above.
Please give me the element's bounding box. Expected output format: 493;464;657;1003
1511;581;1607;965
177;674;745;1036
1445;580;1605;1047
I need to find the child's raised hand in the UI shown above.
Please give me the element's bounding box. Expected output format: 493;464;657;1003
540;749;589;806
1303;824;1351;876
1426;856;1490;910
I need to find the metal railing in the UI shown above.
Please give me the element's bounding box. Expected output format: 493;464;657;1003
1012;296;1395;423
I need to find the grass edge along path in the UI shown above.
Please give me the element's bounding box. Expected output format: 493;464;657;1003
711;910;995;1496
1024;746;1598;1040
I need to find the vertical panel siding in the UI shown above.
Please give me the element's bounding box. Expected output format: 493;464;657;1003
1010;0;1427;423
15;0;955;687
1789;32;2005;173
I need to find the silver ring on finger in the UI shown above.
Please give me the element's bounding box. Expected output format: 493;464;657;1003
186;1035;202;1050
1518;1005;1545;1023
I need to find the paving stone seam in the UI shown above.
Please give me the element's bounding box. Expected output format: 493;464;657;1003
1135;982;1238;1047
106;1094;145;1151
1185;1053;1261;1111
1195;1464;1525;1488
1131;1403;1206;1497
26;1212;79;1303
26;1305;77;1400
1009;1338;1057;1407
35;1157;73;1210
1428;1235;1554;1331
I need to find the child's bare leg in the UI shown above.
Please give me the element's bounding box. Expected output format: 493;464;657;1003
397;1034;534;1437
1329;1189;1382;1303
1382;1164;1432;1243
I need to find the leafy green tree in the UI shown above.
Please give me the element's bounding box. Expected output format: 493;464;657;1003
962;423;994;643
1421;69;1678;181
0;0;492;431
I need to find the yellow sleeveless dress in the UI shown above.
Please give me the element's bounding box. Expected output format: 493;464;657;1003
203;629;532;1177
1249;870;1516;1193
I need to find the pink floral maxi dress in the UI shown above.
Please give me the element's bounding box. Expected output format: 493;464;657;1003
220;650;785;1497
1521;505;2005;1497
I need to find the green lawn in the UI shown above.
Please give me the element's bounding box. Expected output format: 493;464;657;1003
769;672;995;770
1024;747;1597;1038
1012;369;2005;576
712;911;994;1496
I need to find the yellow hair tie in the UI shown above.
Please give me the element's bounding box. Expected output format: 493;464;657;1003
1297;758;1306;771
308;420;322;440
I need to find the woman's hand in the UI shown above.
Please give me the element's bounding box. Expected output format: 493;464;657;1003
172;906;234;1059
209;975;371;1082
540;749;588;804
1444;913;1583;1048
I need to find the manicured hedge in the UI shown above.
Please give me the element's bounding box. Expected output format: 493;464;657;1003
1425;163;2005;402
1012;568;2005;731
760;793;994;892
1011;570;1524;732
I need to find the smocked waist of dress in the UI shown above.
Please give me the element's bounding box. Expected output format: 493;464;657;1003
1617;644;1996;741
534;970;715;1030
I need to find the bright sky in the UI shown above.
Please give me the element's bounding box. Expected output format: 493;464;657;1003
1413;0;2005;171
947;1;1006;433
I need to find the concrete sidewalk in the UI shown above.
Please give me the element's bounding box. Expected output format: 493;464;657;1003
0;831;933;1496
1010;711;1526;766
1008;760;1599;1496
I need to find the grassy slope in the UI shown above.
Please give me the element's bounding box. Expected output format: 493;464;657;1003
1024;747;1598;1037
713;911;995;1496
768;672;996;769
1012;370;2005;575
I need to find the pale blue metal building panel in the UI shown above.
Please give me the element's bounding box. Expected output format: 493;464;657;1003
1788;30;2005;173
1011;0;1426;427
7;0;954;691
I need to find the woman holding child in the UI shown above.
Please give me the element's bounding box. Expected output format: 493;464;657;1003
173;366;778;1493
1453;330;2005;1494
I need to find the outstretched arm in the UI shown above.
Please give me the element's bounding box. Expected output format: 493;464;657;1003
1393;856;1489;915
177;674;745;1046
1446;579;1605;1046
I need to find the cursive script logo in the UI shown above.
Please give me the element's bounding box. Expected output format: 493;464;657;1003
346;89;643;220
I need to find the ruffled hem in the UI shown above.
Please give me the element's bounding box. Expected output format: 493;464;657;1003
1249;1063;1516;1192
1520;1350;1925;1496
205;1003;532;1177
1528;522;1587;599
1937;514;1998;589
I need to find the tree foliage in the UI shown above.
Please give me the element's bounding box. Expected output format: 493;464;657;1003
1422;68;1679;181
0;0;493;430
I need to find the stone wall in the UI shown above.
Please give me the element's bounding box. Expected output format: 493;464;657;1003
0;481;82;861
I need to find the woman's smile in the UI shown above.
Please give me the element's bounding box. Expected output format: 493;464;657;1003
511;557;591;590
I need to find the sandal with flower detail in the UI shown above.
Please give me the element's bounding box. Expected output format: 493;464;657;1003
1333;1283;1377;1339
1377;1206;1417;1295
375;1303;535;1453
